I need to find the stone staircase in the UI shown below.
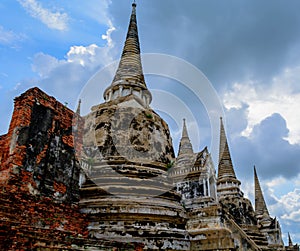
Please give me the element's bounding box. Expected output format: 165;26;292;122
241;226;269;249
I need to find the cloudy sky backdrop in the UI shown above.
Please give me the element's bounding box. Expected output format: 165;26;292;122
1;0;300;244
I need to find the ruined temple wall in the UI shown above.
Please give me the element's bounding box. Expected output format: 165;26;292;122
0;87;89;250
0;87;82;201
0;87;148;250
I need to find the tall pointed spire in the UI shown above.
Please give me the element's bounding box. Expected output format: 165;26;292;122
217;117;242;198
182;118;189;138
76;99;81;115
288;232;293;246
178;119;193;156
254;166;270;218
218;117;238;181
103;3;151;106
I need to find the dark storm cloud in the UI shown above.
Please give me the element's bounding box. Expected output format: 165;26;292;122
230;113;300;180
109;0;300;89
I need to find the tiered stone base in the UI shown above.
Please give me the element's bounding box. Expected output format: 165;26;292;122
80;161;190;250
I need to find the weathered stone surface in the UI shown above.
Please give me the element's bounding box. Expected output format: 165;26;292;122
79;94;189;249
82;95;174;165
103;3;152;106
0;3;297;251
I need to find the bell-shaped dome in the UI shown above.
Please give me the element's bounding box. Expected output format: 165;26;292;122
83;95;175;166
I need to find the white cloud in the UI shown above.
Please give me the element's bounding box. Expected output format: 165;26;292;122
32;53;64;77
223;66;300;144
14;83;22;91
77;0;112;26
266;181;300;222
295;174;300;187
102;20;116;48
18;0;69;31
273;188;300;222
66;41;115;69
31;45;111;84
0;25;24;46
266;177;288;194
282;209;300;222
0;26;17;45
25;0;117;111
77;1;116;54
67;44;99;67
33;36;116;78
30;29;117;112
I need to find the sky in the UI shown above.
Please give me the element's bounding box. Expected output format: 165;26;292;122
1;0;300;244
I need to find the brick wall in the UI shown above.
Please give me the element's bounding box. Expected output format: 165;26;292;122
0;88;87;250
0;87;82;201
